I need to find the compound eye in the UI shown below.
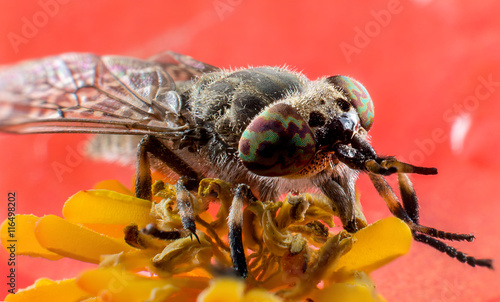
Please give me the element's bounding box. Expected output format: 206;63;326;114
239;103;316;177
326;75;375;131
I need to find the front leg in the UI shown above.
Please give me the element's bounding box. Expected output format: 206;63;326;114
136;177;200;245
228;184;256;278
176;176;200;242
315;173;366;233
369;173;493;269
135;134;200;200
133;134;201;242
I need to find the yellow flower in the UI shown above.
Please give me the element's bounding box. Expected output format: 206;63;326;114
198;278;282;302
1;178;412;301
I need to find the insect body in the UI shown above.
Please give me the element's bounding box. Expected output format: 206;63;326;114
0;52;492;276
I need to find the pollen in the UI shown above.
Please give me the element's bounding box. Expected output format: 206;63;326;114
1;178;412;301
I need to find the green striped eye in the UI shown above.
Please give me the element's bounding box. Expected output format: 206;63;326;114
238;103;316;177
327;75;374;131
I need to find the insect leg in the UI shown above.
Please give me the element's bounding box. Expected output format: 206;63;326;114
335;143;471;237
135;134;200;200
367;173;412;222
333;139;471;237
413;233;493;269
176;176;200;242
141;223;183;240
398;173;420;223
228;183;256;278
133;178;201;243
398;173;469;236
133;134;201;242
336;137;476;238
316;176;359;232
369;173;474;240
368;173;493;268
124;223;190;249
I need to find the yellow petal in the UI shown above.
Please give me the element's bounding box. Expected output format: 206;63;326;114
197;278;245;302
4;278;91;302
1;215;62;260
81;223;130;238
77;268;207;302
336;217;412;273
93;180;133;196
63;190;153;227
35;215;133;263
81;298;101;302
314;272;386;302
243;289;283;302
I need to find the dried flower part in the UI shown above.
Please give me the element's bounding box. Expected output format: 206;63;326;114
1;178;412;301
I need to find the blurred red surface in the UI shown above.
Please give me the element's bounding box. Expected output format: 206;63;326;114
0;1;499;301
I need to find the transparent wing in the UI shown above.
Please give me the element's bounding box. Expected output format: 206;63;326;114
148;51;221;81
0;52;219;136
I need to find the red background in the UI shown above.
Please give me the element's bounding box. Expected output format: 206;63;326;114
0;1;499;301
